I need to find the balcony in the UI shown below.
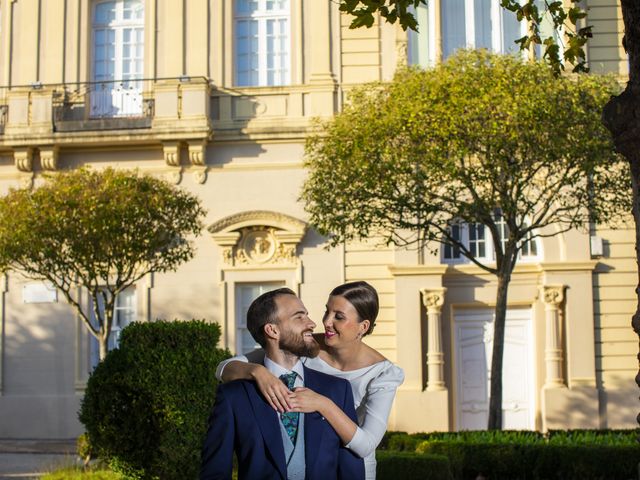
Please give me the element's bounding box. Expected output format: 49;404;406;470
53;79;154;132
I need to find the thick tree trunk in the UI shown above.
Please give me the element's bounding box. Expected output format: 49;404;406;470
602;0;640;428
487;264;513;430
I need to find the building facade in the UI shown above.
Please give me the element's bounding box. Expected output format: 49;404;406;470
0;0;634;439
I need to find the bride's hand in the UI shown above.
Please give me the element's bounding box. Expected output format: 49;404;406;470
288;387;330;414
252;365;292;413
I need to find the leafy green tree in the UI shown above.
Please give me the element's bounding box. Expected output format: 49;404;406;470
302;50;629;429
339;0;591;73
342;0;640;434
0;168;206;361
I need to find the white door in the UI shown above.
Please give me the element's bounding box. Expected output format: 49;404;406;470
454;308;535;430
235;282;285;354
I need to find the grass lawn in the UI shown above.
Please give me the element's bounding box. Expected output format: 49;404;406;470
41;466;123;480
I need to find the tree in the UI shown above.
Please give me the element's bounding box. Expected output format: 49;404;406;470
302;50;629;429
601;1;640;427
0;168;206;361
340;0;640;431
339;0;591;73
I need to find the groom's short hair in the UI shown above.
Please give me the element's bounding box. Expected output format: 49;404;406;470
247;287;297;347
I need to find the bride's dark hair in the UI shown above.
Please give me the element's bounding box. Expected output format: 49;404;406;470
329;281;379;336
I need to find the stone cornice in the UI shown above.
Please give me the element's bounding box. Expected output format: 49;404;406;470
208;211;306;236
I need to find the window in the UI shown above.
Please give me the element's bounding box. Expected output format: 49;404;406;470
91;0;144;117
468;223;486;258
235;282;285;354
234;0;290;87
443;223;462;260
442;213;541;263
408;0;526;67
90;286;137;366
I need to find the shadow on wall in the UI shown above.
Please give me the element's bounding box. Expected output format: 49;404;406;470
0;280;81;437
544;379;639;430
598;374;640;429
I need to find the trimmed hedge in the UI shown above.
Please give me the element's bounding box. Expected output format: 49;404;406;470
380;431;640;480
377;451;453;480
79;320;230;480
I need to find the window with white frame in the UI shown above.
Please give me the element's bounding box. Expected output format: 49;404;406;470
234;0;290;87
236;282;285;354
90;286;137;367
92;0;144;117
442;214;541;263
408;0;526;67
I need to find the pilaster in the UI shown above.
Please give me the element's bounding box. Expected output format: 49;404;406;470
421;287;447;391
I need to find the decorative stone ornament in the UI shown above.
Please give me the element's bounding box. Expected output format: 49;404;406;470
40;146;59;171
209;211;306;268
14;147;34;172
163;142;181;167
188;141;206;166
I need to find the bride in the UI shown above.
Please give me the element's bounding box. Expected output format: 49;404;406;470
216;281;405;479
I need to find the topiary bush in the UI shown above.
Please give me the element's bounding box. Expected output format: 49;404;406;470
79;320;230;480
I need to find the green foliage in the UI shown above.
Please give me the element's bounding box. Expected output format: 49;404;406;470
42;467;123;480
381;430;640;479
303;50;627;267
340;0;590;73
0;167;206;359
381;430;640;448
376;451;453;480
79;320;230;480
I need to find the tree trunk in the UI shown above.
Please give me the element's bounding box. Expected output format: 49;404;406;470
487;264;513;430
602;0;640;428
99;334;109;361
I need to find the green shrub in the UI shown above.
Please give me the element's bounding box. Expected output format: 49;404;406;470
546;429;640;445
418;441;537;480
376;451;453;480
417;441;640;480
79;320;230;480
382;430;640;480
532;445;640;480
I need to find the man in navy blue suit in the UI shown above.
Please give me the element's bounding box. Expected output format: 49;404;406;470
200;287;365;480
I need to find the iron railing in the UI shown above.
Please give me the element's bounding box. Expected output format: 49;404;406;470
53;79;154;131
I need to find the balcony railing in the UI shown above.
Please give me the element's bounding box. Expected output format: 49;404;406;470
53;79;154;132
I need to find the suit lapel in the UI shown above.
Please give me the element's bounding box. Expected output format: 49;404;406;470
244;382;287;480
303;367;326;474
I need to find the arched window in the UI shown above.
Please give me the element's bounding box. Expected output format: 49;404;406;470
91;0;144;117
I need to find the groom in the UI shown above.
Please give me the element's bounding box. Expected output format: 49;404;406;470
200;288;364;480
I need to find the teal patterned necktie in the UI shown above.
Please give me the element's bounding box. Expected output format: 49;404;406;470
279;372;299;444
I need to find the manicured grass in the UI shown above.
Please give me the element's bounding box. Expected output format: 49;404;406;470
41;466;123;480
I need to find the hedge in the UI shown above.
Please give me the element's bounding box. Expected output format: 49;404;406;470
79;320;230;480
379;431;640;480
377;451;453;480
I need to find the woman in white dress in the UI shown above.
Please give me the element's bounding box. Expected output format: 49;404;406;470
216;281;405;479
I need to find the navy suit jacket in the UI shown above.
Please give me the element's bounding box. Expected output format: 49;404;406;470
200;365;365;480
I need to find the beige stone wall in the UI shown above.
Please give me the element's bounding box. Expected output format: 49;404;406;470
587;0;628;75
593;224;638;428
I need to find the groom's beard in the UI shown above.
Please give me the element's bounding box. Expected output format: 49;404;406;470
279;329;320;358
